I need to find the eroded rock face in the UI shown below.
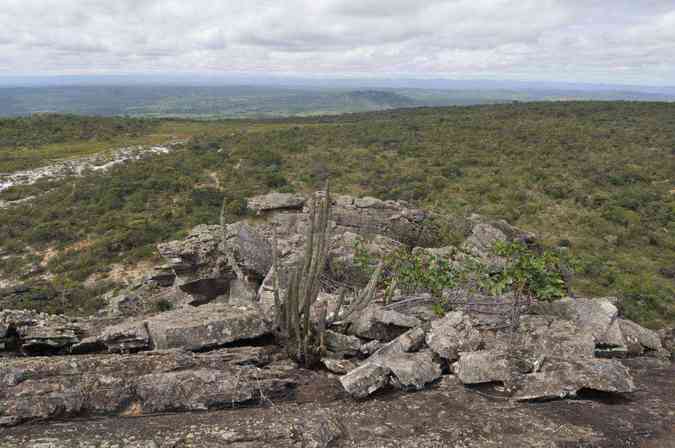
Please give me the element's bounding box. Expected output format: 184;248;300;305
0;347;296;427
0;310;81;355
157;225;232;302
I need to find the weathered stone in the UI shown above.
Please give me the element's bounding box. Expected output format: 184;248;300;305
339;363;391;399
375;351;442;391
324;330;362;356
94;320;151;353
619;319;664;355
0;347;294;427
135;368;290;413
143;265;176;287
455;351;511;384
157;225;232;301
228;278;257;305
225;222;273;277
426;311;481;361
247;192;306;212
369;327;426;362
510;315;596;359
658;327;674;359
0;310;81;354
512;358;637;400
349;305;422;341
461;222;508;262
551;297;619;345
145;302;270;351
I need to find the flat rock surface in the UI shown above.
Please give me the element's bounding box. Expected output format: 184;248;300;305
1;359;673;447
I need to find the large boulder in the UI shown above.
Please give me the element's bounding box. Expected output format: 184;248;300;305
455;350;635;400
549;297;620;345
512;358;637;400
145;302;271;351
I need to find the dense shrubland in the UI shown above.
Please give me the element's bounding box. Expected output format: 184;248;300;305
0;114;156;149
0;102;673;326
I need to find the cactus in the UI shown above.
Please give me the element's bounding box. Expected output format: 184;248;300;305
274;187;332;367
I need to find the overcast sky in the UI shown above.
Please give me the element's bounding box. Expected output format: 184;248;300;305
1;0;674;85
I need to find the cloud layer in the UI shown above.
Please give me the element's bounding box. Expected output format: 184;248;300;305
1;0;674;84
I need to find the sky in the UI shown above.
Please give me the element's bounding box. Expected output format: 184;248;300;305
1;0;674;86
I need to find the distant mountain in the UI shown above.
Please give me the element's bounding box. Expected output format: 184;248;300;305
0;82;672;118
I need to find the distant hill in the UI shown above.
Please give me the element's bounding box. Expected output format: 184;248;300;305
0;84;672;118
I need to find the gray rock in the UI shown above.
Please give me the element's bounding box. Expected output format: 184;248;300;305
228;278;257;305
324;330;362;356
93;320;151;353
426;311;482;361
369;327;426;362
619;319;664;355
0;347;294;426
551;297;619;345
375;351;442;391
247;192;306;213
455;351;511;384
461;222;509;264
145;302;270;351
143;266;176;287
509;315;596;359
349;305;422;341
339;363;391;399
157;225;232;302
0;310;80;355
135;368;286;413
225;222;273;277
512;358;637;400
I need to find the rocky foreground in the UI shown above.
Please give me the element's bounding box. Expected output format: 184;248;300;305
1;192;673;447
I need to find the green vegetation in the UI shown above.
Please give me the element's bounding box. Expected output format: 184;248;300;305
2;85;672;119
0;102;673;327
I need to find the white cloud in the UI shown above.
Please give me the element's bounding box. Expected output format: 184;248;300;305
0;0;673;84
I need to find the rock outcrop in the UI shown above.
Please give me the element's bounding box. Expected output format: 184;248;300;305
1;191;671;434
0;347;296;426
